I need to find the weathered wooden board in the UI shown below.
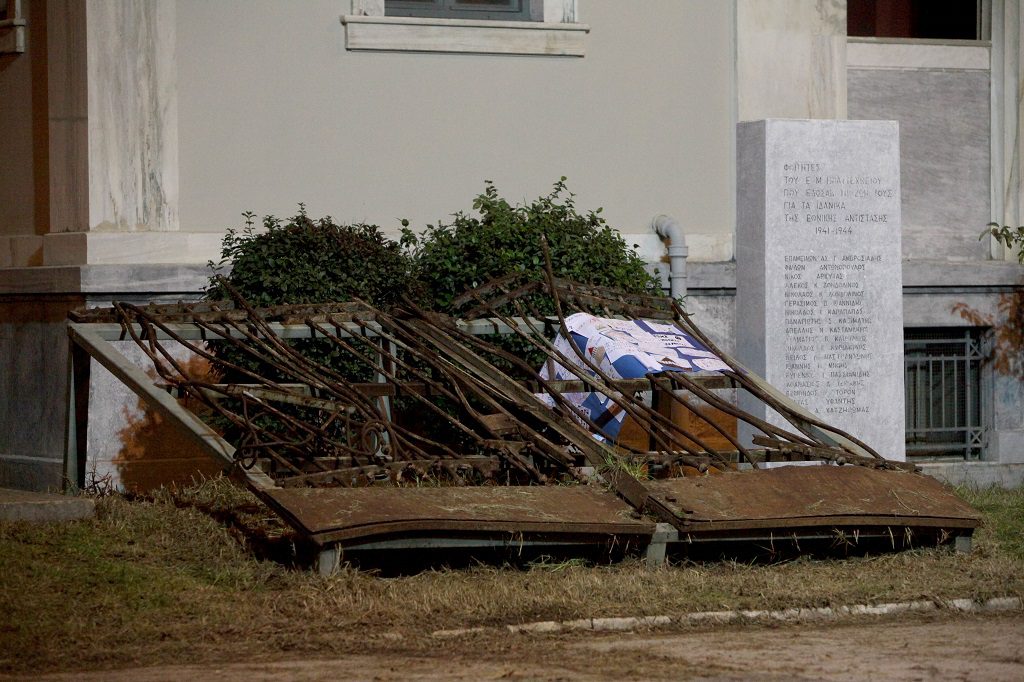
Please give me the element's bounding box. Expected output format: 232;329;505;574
645;465;982;532
260;485;654;545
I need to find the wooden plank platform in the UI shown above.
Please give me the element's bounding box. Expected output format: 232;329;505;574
258;485;655;546
644;465;983;533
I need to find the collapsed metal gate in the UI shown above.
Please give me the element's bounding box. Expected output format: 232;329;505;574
65;270;980;571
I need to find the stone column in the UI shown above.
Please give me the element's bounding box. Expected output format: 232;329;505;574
992;0;1023;260
735;0;848;121
42;0;184;266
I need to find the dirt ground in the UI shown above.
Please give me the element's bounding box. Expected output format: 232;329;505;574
17;612;1023;681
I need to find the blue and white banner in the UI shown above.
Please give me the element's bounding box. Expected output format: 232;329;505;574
538;313;728;440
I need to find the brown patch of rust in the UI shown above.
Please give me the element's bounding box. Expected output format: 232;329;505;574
114;355;223;492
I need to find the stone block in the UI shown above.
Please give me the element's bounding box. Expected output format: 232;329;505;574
736;119;905;460
0;487;95;522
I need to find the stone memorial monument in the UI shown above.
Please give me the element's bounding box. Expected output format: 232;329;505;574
736;119;905;460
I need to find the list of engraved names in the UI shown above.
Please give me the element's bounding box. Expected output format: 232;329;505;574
776;161;896;417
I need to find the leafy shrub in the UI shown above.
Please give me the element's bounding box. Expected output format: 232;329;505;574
207;206;417;310
402;178;661;313
205;206;419;383
400;179;661;379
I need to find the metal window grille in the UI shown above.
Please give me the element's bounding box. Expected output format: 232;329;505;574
904;328;986;461
385;0;532;21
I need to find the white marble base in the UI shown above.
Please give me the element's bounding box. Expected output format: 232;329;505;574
41;231;223;266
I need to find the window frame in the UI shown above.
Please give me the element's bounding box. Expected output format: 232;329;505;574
0;0;26;54
342;0;588;57
386;0;533;22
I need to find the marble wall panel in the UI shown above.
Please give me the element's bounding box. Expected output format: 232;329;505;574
848;68;991;261
736;0;847;121
0;298;81;491
87;0;178;232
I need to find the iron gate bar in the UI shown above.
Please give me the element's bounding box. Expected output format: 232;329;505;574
65;322;276;491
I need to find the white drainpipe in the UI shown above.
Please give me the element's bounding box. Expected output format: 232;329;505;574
651;214;688;299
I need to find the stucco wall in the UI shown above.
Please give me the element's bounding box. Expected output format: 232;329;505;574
174;0;735;250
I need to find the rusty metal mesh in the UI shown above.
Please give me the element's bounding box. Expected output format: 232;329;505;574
72;271;899;489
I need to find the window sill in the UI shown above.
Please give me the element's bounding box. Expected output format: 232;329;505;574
341;15;589;56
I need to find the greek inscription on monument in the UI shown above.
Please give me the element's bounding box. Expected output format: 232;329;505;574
737;120;906;460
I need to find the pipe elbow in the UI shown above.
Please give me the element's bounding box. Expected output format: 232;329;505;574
652;214;687;256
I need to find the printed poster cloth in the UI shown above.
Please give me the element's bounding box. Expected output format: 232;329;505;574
538;312;729;441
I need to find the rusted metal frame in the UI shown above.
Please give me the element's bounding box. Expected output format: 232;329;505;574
427;305;643;452
506;284;727;468
667;369;818;448
430;307;713;472
232;392;348;461
229;393;333;474
205;315;416;465
408;314;696;526
211;313;374;414
217;384;356;413
320;333;498;466
509;307;729;468
404;320;586;476
554;290;671;321
71;299;238;323
114;304;341;476
123;302;442;475
547;277;674;317
233;409;313;476
112;305;298;468
450;271;536;308
726;367;885;462
306;318;493;458
188;385;327;475
650;373;759;468
73;298;372;325
549;278;674;319
403;327;568;479
205;282;378;406
119;304;299;396
750;436;915;471
181;375;729;398
457;280;547;320
277;456;503;488
501;294;701;459
383;312;570;475
669;299;886;461
318;315;481;429
65;323;276;490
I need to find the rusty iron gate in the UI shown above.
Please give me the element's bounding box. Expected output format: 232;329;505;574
65;270;980;571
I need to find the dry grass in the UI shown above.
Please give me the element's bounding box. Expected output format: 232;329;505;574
1;478;1021;674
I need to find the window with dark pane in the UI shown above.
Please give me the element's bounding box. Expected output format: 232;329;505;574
848;0;985;40
385;0;532;21
904;328;987;461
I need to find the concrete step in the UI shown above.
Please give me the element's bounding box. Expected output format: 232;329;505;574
0;488;95;523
